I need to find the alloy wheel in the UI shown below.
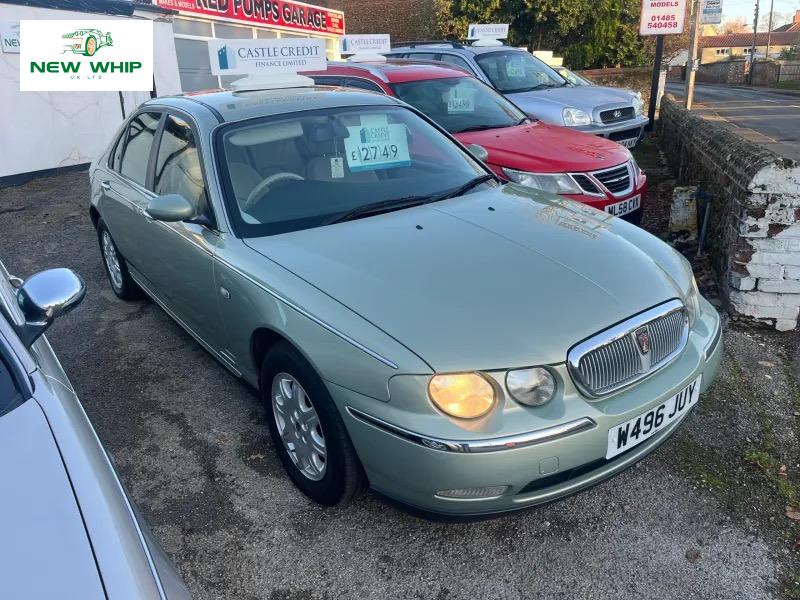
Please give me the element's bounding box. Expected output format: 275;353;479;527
101;230;123;291
271;372;327;481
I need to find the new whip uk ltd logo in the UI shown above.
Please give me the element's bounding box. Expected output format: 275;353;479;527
20;20;153;91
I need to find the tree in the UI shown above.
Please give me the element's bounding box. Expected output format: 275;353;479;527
720;17;750;34
758;10;788;32
435;0;650;69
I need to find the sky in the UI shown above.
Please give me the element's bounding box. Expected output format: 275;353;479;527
721;0;799;27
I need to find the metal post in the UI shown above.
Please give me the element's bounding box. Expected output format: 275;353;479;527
684;0;703;109
766;0;774;59
648;35;665;128
749;0;759;84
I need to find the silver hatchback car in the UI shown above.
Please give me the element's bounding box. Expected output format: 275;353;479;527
89;82;721;517
0;260;189;598
386;42;648;148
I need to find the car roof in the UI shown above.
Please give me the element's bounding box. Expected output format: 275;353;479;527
389;42;526;56
310;60;471;84
148;86;404;123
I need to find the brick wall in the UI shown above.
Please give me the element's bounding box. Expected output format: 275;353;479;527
658;95;800;330
696;60;748;84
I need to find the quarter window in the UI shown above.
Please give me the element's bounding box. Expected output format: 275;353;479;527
344;78;384;93
119;112;160;187
438;54;472;72
154;115;208;214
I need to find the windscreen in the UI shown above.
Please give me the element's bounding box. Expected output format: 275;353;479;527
218;105;487;237
391;77;526;134
475;50;566;93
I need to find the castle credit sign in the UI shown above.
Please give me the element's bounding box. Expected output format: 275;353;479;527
155;0;345;36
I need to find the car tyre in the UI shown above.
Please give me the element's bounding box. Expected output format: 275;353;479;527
97;219;142;300
261;341;367;506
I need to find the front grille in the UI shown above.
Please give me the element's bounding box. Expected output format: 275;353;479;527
592;163;631;195
600;107;634;123
571;174;602;195
568;300;689;397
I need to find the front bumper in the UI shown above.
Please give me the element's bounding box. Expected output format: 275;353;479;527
331;298;722;516
564;175;647;220
572;115;649;146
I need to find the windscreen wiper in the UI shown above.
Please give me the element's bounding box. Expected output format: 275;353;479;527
430;174;495;202
325;196;431;225
453;124;500;133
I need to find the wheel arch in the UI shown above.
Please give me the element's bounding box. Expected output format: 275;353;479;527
89;205;100;229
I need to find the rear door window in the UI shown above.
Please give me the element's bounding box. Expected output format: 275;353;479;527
439;54;473;73
119;112;161;187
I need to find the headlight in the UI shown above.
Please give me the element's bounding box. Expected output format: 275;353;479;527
504;168;582;195
685;274;701;327
562;107;591;126
428;373;496;419
632;92;644;116
506;367;556;406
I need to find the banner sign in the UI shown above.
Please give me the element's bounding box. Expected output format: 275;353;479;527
155;0;344;36
467;23;509;40
701;0;722;24
20;20;153;91
1;21;20;53
208;37;325;75
639;0;688;35
341;34;390;54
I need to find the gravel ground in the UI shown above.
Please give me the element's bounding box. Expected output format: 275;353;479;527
1;170;798;599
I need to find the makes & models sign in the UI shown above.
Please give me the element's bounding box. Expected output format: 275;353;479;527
20;20;153;91
209;37;325;75
639;0;688;35
156;0;344;36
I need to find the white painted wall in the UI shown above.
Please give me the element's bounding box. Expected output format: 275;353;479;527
0;3;180;179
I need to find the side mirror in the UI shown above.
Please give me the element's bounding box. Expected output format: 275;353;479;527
467;143;489;163
145;194;196;223
16;268;85;347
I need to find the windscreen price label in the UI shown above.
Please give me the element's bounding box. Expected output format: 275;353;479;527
639;0;687;35
344;123;411;172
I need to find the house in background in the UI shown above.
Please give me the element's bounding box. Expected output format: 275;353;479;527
700;11;800;63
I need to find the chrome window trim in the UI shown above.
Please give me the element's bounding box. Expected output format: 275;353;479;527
589;160;634;198
346;406;596;453
567;299;688;399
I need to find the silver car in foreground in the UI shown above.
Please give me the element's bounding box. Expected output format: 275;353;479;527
386;42;648;148
0;261;189;599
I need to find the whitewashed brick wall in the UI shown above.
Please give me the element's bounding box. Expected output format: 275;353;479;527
660;95;800;331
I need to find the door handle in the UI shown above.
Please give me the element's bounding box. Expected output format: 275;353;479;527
100;180;111;191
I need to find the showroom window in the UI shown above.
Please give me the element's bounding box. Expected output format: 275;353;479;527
119;112;161;187
173;17;340;92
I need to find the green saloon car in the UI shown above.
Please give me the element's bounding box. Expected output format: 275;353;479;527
88;79;722;516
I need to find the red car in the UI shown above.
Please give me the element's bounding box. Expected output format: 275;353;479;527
304;60;646;222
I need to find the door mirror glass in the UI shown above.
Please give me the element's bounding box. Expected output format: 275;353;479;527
146;194;197;222
467;143;489;163
16;268;85;347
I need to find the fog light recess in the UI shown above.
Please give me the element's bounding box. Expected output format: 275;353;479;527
436;485;509;500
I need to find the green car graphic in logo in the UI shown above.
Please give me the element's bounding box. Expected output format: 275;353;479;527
62;29;113;56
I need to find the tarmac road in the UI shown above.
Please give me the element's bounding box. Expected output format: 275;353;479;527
0;171;792;600
665;82;800;161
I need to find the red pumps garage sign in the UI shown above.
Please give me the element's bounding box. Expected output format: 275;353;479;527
155;0;345;36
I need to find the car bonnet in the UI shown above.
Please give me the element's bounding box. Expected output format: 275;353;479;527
244;185;681;373
506;84;636;115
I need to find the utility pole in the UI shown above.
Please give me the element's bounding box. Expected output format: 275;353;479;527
684;0;703;109
749;0;759;84
766;0;774;59
647;35;665;128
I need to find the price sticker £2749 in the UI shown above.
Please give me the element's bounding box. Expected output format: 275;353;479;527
344;123;411;172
